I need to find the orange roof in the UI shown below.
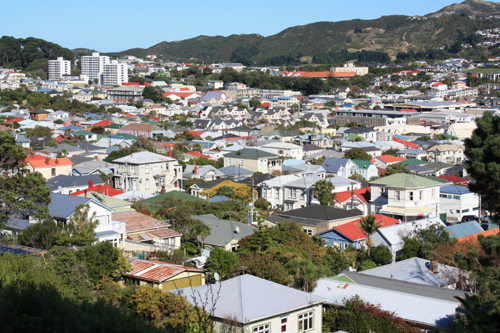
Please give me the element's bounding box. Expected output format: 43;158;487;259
124;260;203;284
329;214;399;242
186;151;211;159
375;155;407;164
330;71;356;77
70;184;124;197
336;187;371;204
458;228;499;243
27;157;73;168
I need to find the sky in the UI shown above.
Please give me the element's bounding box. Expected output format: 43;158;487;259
2;0;500;52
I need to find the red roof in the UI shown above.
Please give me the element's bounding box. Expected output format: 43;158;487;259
336;187;371;204
331;214;400;242
163;92;197;99
438;174;469;184
93;120;114;127
458;228;500;243
70;184;124;197
124;260;203;284
186;151;211;159
6;117;24;124
188;130;206;137
392;137;418;148
375;155;407;164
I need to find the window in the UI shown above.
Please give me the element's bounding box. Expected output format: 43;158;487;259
153;166;160;174
303;229;313;236
280;316;289;333
453;195;460;200
432;188;436;199
145;164;150;174
462;208;470;213
419;191;423;200
228;158;232;166
275;189;280;199
440;194;447;198
253;323;270;333
408;191;414;201
51;168;56;176
263;188;267;198
145;178;150;190
395;190;401;201
298;311;314;332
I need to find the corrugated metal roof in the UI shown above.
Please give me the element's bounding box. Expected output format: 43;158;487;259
446;221;484;239
177;274;326;323
125;260;202;283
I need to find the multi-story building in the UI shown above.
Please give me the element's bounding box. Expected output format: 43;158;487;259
81;52;110;83
426;144;465;165
102;60;128;86
223;148;282;174
113;151;183;195
48;57;71;80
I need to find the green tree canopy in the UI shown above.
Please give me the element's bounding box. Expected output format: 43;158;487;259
313;179;336;206
344;147;372;161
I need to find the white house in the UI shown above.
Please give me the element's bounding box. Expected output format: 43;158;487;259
440;185;480;223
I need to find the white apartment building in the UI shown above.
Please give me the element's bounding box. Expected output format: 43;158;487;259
48;57;71;80
81;52;110;83
113;151;183;195
102;60;129;86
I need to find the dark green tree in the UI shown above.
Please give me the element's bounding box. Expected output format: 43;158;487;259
343;147;372;161
313;179;336;206
464;112;500;215
385;163;412;176
205;247;239;279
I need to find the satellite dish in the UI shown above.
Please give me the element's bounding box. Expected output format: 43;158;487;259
214;272;220;282
235;226;240;234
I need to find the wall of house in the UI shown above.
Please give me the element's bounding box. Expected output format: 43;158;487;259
160;271;205;291
440;192;479;222
30;164;72;180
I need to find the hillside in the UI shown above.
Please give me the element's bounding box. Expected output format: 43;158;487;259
425;0;500;17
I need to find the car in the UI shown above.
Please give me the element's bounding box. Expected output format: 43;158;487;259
461;215;479;223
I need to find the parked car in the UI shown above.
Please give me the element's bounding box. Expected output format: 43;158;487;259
461;215;479;222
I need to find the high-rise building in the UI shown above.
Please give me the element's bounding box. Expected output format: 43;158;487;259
81;52;110;83
102;60;129;86
48;57;71;80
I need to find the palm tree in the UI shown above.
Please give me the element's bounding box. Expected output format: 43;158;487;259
358;215;382;256
191;223;211;255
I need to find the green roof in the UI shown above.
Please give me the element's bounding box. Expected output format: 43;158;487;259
398;158;427;166
115;133;138;140
351;159;374;169
105;124;124;129
328;274;355;283
144;190;204;206
423;176;452;184
73;130;94;135
423;161;454;170
346;133;364;141
369;173;443;188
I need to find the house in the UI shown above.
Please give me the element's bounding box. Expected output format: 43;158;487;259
424;161;454;176
258;175;300;210
360;257;464;289
427;144;465;165
177;274;326;333
260;142;304;160
343;127;378;142
25;154;73;180
193;214;255;251
371;217;447;260
48;193;126;247
183;164;225;184
322;157;357;178
369;174;443;222
302;143;325;157
334;187;371;214
200;91;231;104
112;210;181;251
47;175;105;194
113;151;183;195
123;259;205;291
118;123;163;138
265;205;364;235
447;122;476;140
319;214;399;249
371;155;407;169
440;185;479;223
223;148;282;173
314;270;467;331
351;159;378;180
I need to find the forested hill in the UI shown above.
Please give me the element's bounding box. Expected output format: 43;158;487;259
0;36;74;79
109;0;500;64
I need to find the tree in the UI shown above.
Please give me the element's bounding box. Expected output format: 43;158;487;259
191;223;211;255
184;177;205;194
0;131;25;172
369;244;393;266
384;148;400;156
464;112;500;215
68;204;99;244
76;241;131;284
249;99;262;109
205;247;239;279
358;215;383;256
344;147;372;161
313;179;336;206
385;163;411;176
254;198;271;211
455;294;498;332
215;186;236;199
17;219;60;249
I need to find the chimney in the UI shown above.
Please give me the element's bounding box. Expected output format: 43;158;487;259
45;157;50;165
55;158;59;165
429;256;439;274
168;150;172;157
86;146;89;153
88;180;94;189
84;189;87;198
30;152;35;158
161;185;166;194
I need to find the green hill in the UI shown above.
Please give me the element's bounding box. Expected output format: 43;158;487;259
108;1;500;64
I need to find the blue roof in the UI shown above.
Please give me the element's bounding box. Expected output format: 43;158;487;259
440;185;470;195
445;221;483;239
283;159;306;166
49;193;93;219
323;157;350;173
209;195;231;203
61;125;82;131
